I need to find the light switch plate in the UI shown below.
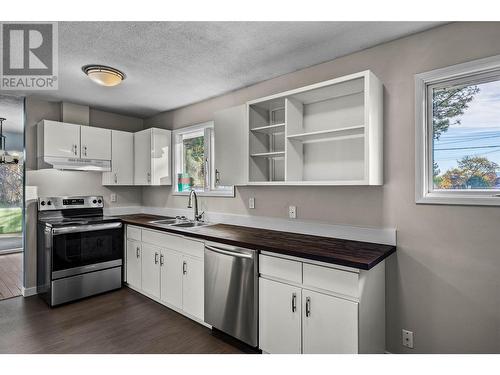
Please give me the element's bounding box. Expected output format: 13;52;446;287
402;329;414;349
288;205;297;219
110;193;117;203
249;197;255;209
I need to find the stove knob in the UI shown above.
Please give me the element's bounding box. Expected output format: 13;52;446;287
47;201;52;206
97;199;102;204
93;199;97;204
40;201;46;206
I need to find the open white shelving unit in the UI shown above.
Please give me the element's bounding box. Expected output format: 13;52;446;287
246;70;383;185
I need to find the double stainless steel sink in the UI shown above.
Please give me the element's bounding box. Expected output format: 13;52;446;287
149;217;212;229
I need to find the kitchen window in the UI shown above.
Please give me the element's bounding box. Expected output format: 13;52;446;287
416;55;500;206
173;121;234;197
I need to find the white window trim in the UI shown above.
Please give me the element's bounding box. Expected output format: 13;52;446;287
415;54;500;206
172;121;235;198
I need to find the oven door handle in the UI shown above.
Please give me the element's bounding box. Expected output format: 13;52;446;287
52;222;122;235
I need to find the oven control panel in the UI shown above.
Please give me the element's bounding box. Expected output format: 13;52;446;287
38;196;104;211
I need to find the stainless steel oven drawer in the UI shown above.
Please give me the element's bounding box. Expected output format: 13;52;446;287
51;266;122;306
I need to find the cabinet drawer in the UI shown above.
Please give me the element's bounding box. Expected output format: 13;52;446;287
303;263;359;298
127;225;142;241
259;255;302;284
142;229;204;258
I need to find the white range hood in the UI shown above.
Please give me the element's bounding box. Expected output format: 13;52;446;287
40;156;111;172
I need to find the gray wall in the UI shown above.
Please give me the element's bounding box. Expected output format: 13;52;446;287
144;22;500;353
24;97;144;289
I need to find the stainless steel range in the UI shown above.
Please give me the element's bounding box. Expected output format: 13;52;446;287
37;196;123;306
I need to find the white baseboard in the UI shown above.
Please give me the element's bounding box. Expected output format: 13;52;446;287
22;286;37;297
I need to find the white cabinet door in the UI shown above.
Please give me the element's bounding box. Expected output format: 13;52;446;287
259;278;302;354
41;120;80;158
182;256;204;320
134;129;151;185
103;130;134;185
214;105;247;186
302;290;358;354
126;240;142;289
80;126;111;160
141;243;161;299
160;248;183;310
151;128;171;185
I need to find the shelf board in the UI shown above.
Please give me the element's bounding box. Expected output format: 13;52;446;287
246;179;373;186
251;123;286;135
287;125;365;144
250;151;285;159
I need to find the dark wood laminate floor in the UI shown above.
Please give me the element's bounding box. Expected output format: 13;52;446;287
0;287;245;354
0;252;22;301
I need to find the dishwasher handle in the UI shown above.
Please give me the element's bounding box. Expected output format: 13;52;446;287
205;244;254;259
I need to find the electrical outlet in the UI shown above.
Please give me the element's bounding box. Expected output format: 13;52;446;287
288;205;297;219
110;193;117;203
249;197;255;209
402;329;414;349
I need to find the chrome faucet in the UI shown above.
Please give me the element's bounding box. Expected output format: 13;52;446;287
187;190;204;221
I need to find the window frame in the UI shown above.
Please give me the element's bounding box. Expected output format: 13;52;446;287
415;54;500;206
172;121;235;197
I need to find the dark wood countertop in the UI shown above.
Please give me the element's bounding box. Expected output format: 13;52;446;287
118;214;396;270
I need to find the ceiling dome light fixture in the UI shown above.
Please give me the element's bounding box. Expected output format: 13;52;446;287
82;64;126;87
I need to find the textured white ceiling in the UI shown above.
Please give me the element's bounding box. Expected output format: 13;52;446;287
18;22;444;118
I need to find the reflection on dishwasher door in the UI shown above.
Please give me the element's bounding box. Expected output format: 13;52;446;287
204;242;258;347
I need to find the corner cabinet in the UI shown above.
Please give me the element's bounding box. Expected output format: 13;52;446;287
258;253;385;354
247;70;383;185
102;130;134;185
134;128;172;186
125;225;204;323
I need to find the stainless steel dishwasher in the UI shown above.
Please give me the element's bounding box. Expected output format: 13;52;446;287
204;241;258;347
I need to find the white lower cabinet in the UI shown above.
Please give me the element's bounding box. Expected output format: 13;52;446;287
302;290;358;354
126;225;204;323
141;243;161;299
259;278;302;354
259;253;385;354
160;248;183;310
126;239;142;289
182;256;204;320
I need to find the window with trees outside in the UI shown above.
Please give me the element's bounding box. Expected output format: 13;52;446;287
416;55;500;205
173;121;234;197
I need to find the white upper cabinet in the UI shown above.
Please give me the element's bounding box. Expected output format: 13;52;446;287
37;120;80;158
247;70;383;185
214;104;247;186
102;130;134;185
37;120;112;171
80;126;111;160
134;128;171;186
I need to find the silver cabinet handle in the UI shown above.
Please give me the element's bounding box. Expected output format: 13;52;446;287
136;247;140;258
83;145;88;156
215;168;220;185
154;252;159;265
72;144;77;156
182;260;187;275
305;297;311;317
147;172;151;183
291;293;297;313
114;173;118;184
160;254;164;266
